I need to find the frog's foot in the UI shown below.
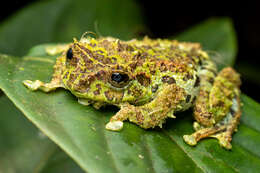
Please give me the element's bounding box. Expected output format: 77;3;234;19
105;121;124;131
184;97;241;150
78;98;91;106
105;103;132;131
183;124;230;148
23;80;62;92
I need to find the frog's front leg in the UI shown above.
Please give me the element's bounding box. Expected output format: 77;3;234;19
183;67;241;149
106;84;186;131
23;61;64;92
23;45;67;92
23;79;63;92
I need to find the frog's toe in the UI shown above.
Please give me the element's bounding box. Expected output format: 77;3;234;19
219;139;232;150
23;80;42;90
193;122;202;131
183;135;197;146
106;121;123;131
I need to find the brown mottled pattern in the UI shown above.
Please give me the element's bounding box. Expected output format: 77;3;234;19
184;72;194;81
63;72;69;79
135;73;151;87
63;37;206;105
104;91;113;101
114;84;186;129
77;38;201;81
117;41;134;52
77;44;113;66
96;84;101;90
68;73;78;84
159;62;168;72
128;86;143;100
194;67;241;127
69;56;79;67
135;110;144;125
129;62;137;72
76;77;91;93
93;90;100;95
161;76;176;84
95;70;107;81
77;44;94;58
104;90;124;103
114;91;124;102
77;47;94;70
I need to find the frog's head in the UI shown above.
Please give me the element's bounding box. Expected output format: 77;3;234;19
61;37;155;105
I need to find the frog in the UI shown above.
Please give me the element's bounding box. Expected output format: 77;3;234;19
23;35;241;149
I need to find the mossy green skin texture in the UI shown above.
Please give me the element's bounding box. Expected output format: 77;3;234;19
23;36;241;149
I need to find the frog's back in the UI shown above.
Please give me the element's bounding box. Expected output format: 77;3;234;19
62;36;211;107
81;36;208;68
125;37;212;110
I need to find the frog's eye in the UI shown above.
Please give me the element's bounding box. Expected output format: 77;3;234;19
109;72;130;88
66;48;73;60
111;73;128;83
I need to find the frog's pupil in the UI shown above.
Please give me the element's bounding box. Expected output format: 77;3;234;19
111;73;128;83
66;48;73;59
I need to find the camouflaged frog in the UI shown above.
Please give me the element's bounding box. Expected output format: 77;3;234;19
23;35;241;149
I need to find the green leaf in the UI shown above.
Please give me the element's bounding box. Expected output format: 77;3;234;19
175;18;237;70
40;147;84;173
0;94;84;173
0;0;144;56
1;18;260;173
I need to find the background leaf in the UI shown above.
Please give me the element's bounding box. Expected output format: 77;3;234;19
1;18;260;173
0;0;144;56
175;18;237;70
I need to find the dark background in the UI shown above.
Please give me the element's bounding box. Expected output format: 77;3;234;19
1;0;260;102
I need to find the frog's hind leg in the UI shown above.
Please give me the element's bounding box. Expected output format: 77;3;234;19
211;96;241;148
183;67;241;149
184;96;241;149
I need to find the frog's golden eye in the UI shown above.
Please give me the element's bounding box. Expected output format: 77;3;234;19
66;48;73;60
109;72;130;88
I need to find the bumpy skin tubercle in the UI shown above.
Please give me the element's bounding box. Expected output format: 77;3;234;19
23;36;241;149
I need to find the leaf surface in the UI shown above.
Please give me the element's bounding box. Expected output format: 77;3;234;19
0;95;84;173
0;0;143;56
176;18;237;70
